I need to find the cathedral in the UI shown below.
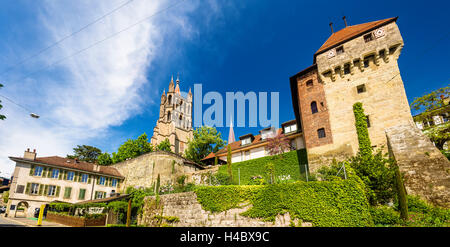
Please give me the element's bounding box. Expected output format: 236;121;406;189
151;75;193;154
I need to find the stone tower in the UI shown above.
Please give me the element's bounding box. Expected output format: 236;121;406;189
151;75;193;154
290;17;414;171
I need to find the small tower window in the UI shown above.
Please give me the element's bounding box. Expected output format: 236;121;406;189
311;101;318;114
168;95;172;105
344;63;350;74
317;128;326;138
167;111;171;121
306;80;313;87
364;33;374;43
357;84;366;94
336;46;344;55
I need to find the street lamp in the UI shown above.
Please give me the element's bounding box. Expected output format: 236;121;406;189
30;113;40;119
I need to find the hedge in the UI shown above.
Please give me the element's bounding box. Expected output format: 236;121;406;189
217;149;308;185
194;174;373;227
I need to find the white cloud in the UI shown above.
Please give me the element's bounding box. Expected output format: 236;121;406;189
0;0;211;177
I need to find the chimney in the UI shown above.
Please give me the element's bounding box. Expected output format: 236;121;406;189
343;16;348;27
24;148;36;160
329;22;334;34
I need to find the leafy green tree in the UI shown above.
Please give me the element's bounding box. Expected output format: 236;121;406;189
97;152;113;166
411;86;449;121
0;83;6;120
112;133;153;163
67;145;102;163
422;122;450;150
156;138;172;152
3;191;9;203
184;126;226;163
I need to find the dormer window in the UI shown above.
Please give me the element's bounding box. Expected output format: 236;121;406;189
284;124;297;134
260;127;276;140
336;46;344;55
241;138;251;146
239;134;255;146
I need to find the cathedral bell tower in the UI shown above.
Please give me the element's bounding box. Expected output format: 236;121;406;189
151;75;193;154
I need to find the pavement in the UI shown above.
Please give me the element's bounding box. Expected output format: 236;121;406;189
0;215;69;227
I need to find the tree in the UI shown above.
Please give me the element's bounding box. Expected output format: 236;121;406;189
266;133;291;157
422;122;450;150
227;144;233;183
97;152;113;166
0;83;6;120
184;126;226;163
112;133;153;164
411;86;449;121
67;145;102;163
156;138;172;152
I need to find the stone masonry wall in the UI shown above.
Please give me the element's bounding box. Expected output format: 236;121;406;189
386;123;450;208
138;192;311;227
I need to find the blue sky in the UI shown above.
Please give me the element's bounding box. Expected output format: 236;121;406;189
0;0;448;177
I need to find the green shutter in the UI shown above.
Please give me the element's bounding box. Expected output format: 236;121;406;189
29;165;35;176
78;189;86;200
103;192;107;198
48;168;53;178
56;186;60;197
58;170;62;180
96;176;100;185
42;167;47;177
44;185;49;196
26;183;31;194
64;170;68;180
88;175;92;184
38;184;44;195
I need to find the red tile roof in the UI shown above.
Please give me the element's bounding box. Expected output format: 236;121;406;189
315;17;397;57
9;156;124;178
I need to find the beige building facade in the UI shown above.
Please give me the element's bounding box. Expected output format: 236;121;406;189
151;75;193;154
6;149;124;218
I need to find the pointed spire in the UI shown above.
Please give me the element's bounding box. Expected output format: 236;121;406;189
169;75;175;92
176;73;180;83
228;116;236;144
188;87;192;95
175;74;180;94
162;88;166;95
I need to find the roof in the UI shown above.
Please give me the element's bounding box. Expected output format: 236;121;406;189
9;156;124;178
314;17;398;62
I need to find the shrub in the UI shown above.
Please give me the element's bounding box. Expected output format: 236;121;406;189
217;149;308;185
195;175;373;227
370;206;400;226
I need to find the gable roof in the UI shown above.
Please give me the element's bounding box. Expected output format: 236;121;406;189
314;17;398;62
9;156;124;178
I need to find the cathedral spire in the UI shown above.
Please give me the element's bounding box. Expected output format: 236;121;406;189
228;116;236;144
175;74;180;94
169;75;175;92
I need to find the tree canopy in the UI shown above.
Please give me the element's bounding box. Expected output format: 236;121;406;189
112;133;153;163
155;138;172;152
184;126;225;164
411;86;449;122
97;152;113;166
66;145;102;163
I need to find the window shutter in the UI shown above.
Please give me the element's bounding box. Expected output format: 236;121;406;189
88;175;91;184
64;170;68;180
56;186;60;197
42;167;47;177
103;192;106;198
38;184;44;195
68;187;72;198
44;185;49;196
29;165;35;176
96;176;100;185
49;168;53;178
26;183;31;194
58;170;62;180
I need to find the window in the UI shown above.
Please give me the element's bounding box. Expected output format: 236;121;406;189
284;124;297;134
67;171;74;181
357;84;366;94
311;101;318;114
317;128;326;139
48;185;56;197
31;183;39;195
95;191;106;199
99;176;106;185
241;138;251;145
15;185;25;194
33;166;43;176
64;187;72;199
112;179;118;187
168;95;172;105
306;80;313;87
51;169;59;179
364;59;370;68
244;151;250;160
344;64;350;74
336;46;344;55
81;174;88;183
167;111;171;121
78;189;86;200
364;33;374;42
366;115;371;128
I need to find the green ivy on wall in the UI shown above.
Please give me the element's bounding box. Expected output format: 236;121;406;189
353;102;372;157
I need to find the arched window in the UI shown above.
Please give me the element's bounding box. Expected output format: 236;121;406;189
167;111;171;121
168;95;172;105
306;80;313;87
311;101;318;114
